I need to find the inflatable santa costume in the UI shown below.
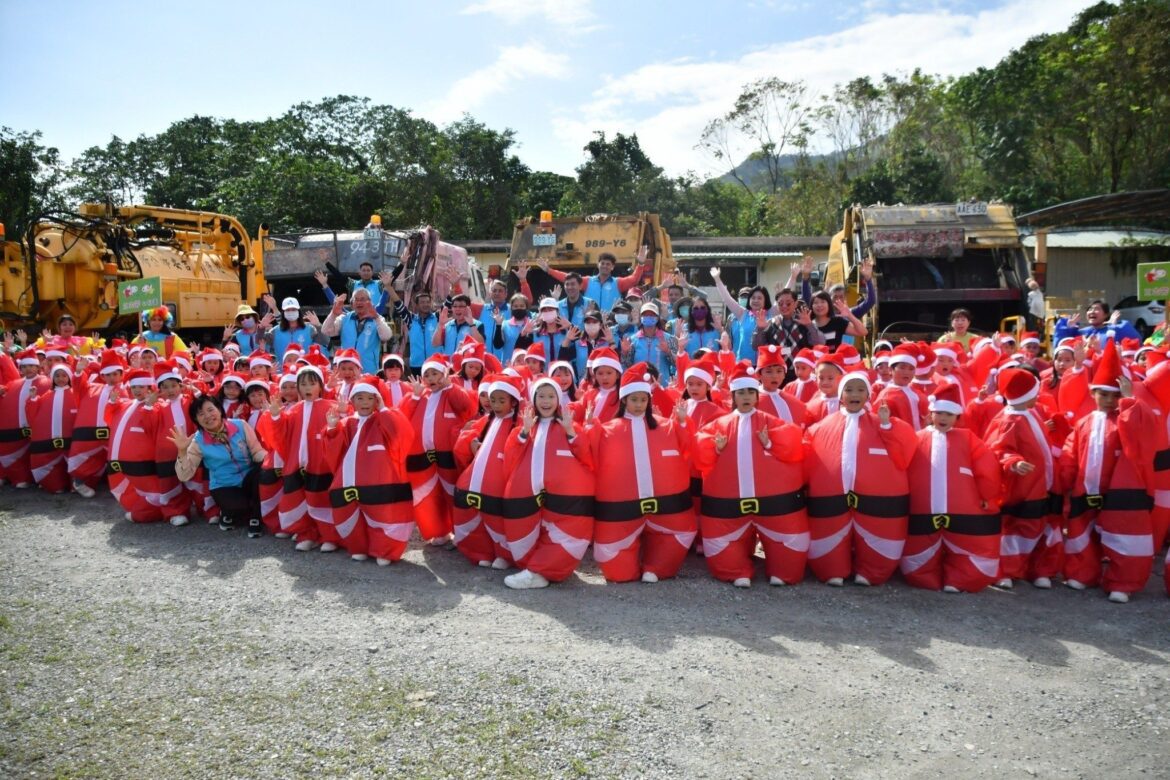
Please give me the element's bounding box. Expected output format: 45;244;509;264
901;383;1002;592
27;364;81;494
804;371;917;586
585;363;697;583
0;349;50;487
67;349;127;492
107;370;164;523
754;345;808;429
693;363;808;587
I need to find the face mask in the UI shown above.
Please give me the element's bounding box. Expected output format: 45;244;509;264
540;311;557;323
283;310;299;322
641;316;658;329
678;306;690;319
511;309;527;320
738;297;749;308
585;323;601;338
614;313;629;326
242;317;255;328
693;308;707;320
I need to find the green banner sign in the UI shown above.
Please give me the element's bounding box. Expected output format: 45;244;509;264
117;276;163;314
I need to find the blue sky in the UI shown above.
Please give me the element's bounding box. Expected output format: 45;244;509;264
1;0;1090;178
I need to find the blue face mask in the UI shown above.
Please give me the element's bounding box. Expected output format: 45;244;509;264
614;313;629;326
641;316;658;328
738;297;749;308
678;305;690;319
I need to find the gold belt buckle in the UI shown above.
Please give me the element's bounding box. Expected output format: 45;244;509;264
845;491;859;510
464;491;482;509
740;498;760;514
931;513;950;530
342;487;360;503
95;427;109;440
109;461;122;473
534;490;546;508
21;427;31;439
426;449;438;464
299;467;307;479
52;438;65;450
274;467;283;477
640;498;659;515
1086;494;1104;509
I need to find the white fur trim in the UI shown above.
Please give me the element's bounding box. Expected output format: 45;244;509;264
421;359;448;374
929;399;963;415
591;356;622;373
619;381;652;399
489;380;524;402
1005;383;1039;406
837;371;871;400
729;377;761;392
684;366;714;386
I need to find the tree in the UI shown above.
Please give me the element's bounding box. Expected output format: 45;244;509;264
517;170;574;221
0;128;63;234
563;132;676;215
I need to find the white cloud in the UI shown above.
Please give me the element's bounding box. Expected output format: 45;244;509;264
550;0;1090;177
460;0;595;27
427;42;570;125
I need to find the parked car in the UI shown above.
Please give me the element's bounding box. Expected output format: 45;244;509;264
1114;296;1166;338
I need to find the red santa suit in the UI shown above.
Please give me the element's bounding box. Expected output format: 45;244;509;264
681;358;727;515
107;372;164;523
902;386;1002;592
983;369;1068;583
0;350;50;485
452;376;523;566
694;371;808;585
1058;347;1156;596
1135;361;1170;559
153;390;210;521
67;352;126;489
399;356;476;541
27;366;81;493
877;381;929;432
788;350;819;403
585;363;697;582
322;383;415;562
575;384;620;426
804;372;917;585
501;379;596;582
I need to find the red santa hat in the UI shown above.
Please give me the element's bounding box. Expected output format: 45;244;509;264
303;345;330;368
458;338;486;366
836;370;872;400
683;355;718;386
221;371;248;388
1089;338;1124;392
296;363;324;382
172;350;192;372
489;373;525;403
529;376;562;404
816;351;845;374
792;348;817;370
279;373;298;386
999;331;1017;345
199;349;223;365
618;362;653;399
421;353;449;376
125;368;155;388
138;344;158;357
16;348;40;367
1144;360;1170;408
728;361;761;392
245;377;271;394
589;347;622;373
756;344;787;369
333;348;362;368
913;343;937;375
1120;337;1142;358
932;340;961;361
874;339;894;354
872;347;892;367
154;361;182;385
997;367;1040;406
1146;346;1169;370
349;374;384;403
889;343;918;368
1053;337;1078;357
281;343;304;363
222;342;242;356
548;359;575;377
247;350;273;369
49;363;73;383
45;339;70;360
381;353;405;370
484;353;503;373
1020;332;1041;348
928;382;963;415
525;341;547;365
835;344;862;368
99;349;126;375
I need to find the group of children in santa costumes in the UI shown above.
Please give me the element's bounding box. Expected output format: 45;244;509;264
3;325;1169;602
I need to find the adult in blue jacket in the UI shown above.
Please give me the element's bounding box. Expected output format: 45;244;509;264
1052;299;1142;346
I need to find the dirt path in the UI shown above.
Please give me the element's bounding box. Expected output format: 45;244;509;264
2;489;1168;779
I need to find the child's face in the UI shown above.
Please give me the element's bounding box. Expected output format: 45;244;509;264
1092;388;1120;412
935;355;955;374
53;371;71;388
623;392;650;416
816;364;842;396
759;364;784;390
464;362;483;379
733;388;758;412
103;369;123;385
422;368;445;390
794;363;812;381
281;382;299;403
488;390;516;417
384;365;402;381
250;365;270;379
129;385;150;401
20;364;40;379
684;377;708;400
875;362;892;382
203;359;222;374
336;363;359;382
140;352;157;371
931;411;958;432
840;379;869;412
1053;351;1074;373
222;383;242;399
158;378;181;399
534;385;559;417
351;392;378;416
247;388;269;408
552;367;573;390
593;366;617;388
297;376;322;400
525;358;544;375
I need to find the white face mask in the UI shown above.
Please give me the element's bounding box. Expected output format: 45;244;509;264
585;323;601;338
540;311;557;323
241;317;255;328
283;310;299;322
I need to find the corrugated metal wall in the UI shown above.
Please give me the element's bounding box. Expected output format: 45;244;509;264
1045;248;1136;306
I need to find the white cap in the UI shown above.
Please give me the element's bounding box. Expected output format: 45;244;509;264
539;297;558;310
281;297;300;310
639;302;660;316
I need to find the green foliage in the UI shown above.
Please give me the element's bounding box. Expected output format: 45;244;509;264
0;127;63;235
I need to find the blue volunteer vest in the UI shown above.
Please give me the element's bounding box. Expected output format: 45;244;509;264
340;312;383;374
441;318;483;356
197;421;253;490
408;314;440;369
272;325;314;362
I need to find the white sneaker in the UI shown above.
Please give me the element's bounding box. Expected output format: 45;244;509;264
376;557;392;566
169;515;189;527
14;482;30;489
995;578;1014;589
319;542;338;553
854;574;871;587
491;557;510;570
477;560;493;568
294;539;319;552
207;515;219;524
769;576;786;586
641;571;659;583
943;585;960;593
826;577;844;587
1108;591;1130;603
124;511;133;522
274;532;290;539
427;534;453;547
350;553;368;562
74;483;96;498
1032;577;1052;589
1065;579;1087;591
504;569;550;590
733;577;751;588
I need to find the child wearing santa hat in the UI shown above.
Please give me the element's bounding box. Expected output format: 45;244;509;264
805;351;847;425
27;364;81;494
452;374;523;568
573;348;622;425
788;348;820;404
804;371;917;586
322;375;415;564
1058;340;1157;602
0;349;50;488
107;369;165;523
151;361;201;526
902;383;1002;592
755;345;808;429
877;344;930;431
67;349;127;497
694;362;808;588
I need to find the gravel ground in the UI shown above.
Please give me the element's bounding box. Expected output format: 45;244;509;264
2;487;1169;779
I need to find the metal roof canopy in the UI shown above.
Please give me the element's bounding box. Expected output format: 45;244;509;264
1017;189;1170;229
674;251;804;259
1021;229;1170;249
